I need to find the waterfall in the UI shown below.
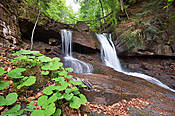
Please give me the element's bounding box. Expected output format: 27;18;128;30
96;33;175;93
61;29;92;73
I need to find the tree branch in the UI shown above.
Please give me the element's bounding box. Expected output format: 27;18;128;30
30;10;40;49
85;11;113;23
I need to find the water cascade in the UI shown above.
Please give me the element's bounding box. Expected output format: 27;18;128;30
96;33;175;93
61;29;92;73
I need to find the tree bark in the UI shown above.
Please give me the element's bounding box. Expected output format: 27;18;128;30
30;10;41;49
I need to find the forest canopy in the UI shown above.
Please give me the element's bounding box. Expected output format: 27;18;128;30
25;0;174;30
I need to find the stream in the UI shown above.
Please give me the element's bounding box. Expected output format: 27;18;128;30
96;33;175;93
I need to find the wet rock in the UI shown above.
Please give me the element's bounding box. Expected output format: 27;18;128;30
72;31;97;50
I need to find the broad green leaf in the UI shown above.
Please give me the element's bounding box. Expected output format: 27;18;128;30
67;75;73;78
0;68;5;76
0;96;6;106
7;68;26;78
69;96;81;109
70;86;79;92
47;93;58;104
6;92;18;105
56;81;69;91
52;57;60;62
25;101;36;111
43;86;57;95
31;110;45;116
53;108;61;116
41;62;62;71
38;95;48;107
63;93;74;101
17;76;36;89
59;70;67;76
1;104;21;116
69;80;82;85
41;71;49;75
43;103;56;115
56;92;63;100
65;68;73;72
38;56;51;62
79;94;87;104
73;90;80;95
0;81;10;90
12;49;39;56
22;76;36;86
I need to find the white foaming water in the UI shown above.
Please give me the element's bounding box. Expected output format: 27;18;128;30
61;29;92;73
96;33;175;93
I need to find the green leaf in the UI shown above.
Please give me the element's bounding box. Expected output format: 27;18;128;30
17;76;36;89
41;71;49;75
56;81;69;91
55;92;63;100
0;68;5;76
63;93;74;101
69;80;82;85
41;61;62;71
69;96;81;109
38;56;51;62
1;104;22;116
53;108;61;116
59;70;67;77
12;49;39;56
79;94;87;104
52;57;60;62
0;96;6;106
31;110;45;116
6;92;18;105
38;95;48;107
43;86;57;95
43;103;56;115
25;101;36;111
47;93;58;104
65;68;73;72
7;68;26;78
67;75;73;78
0;81;10;90
73;90;80;95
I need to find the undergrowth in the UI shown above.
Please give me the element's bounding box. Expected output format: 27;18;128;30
0;49;87;116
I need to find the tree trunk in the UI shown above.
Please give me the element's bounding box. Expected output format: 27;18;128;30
30;10;41;49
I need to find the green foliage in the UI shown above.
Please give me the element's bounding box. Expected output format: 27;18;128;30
78;0;121;30
7;68;26;78
25;0;77;24
6;49;87;115
0;92;18;106
12;49;40;56
1;104;24;116
0;81;10;90
0;68;5;76
17;76;36;89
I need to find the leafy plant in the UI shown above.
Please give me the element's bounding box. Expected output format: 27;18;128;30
17;76;36;89
7;68;26;78
0;92;18;106
8;49;87;115
1;104;24;116
0;68;5;76
0;81;10;90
